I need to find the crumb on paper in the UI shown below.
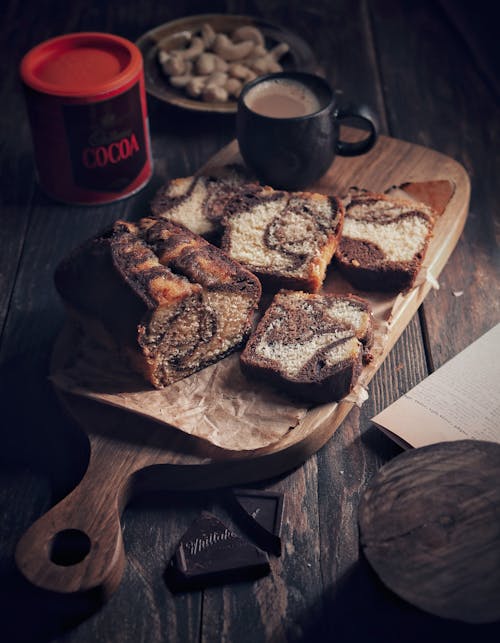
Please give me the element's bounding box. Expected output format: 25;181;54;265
345;385;369;407
425;271;440;290
452;290;464;297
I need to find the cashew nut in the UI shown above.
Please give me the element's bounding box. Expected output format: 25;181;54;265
228;63;257;82
248;56;273;75
269;42;290;60
231;26;265;47
225;77;243;97
161;52;188;76
213;55;229;72
252;45;268;58
186;76;207;97
176;36;204;60
247;56;283;74
202;84;229;103
201;23;216;48
213;34;255;61
205;71;228;86
195;52;217;75
169;75;192;88
157;31;191;52
169;62;194;88
267;59;283;73
158;50;169;65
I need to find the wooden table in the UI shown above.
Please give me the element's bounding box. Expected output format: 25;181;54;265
1;1;499;641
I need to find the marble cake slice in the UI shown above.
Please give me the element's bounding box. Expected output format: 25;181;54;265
150;164;257;242
240;290;373;403
221;187;344;292
335;189;435;293
55;218;261;388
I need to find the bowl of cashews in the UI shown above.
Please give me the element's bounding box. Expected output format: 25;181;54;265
136;14;317;113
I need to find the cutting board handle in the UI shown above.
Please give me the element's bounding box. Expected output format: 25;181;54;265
15;447;133;598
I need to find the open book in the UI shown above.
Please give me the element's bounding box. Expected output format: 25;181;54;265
371;323;500;448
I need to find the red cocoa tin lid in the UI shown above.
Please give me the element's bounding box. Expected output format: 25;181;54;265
20;32;143;98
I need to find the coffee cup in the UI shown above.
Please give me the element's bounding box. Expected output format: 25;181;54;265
237;72;378;190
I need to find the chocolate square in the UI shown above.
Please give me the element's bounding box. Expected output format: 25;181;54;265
166;512;270;592
229;489;285;556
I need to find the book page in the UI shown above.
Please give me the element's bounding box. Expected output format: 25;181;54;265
371;323;500;448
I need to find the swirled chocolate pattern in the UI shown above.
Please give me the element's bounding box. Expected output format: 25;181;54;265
241;290;373;403
55;217;261;388
150;164;256;241
222;188;344;292
335;188;435;293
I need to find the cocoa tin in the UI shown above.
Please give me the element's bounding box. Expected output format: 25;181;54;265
20;32;153;204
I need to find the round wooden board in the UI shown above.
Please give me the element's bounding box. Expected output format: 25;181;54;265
358;440;500;624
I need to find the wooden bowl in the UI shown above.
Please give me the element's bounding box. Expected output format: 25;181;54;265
135;14;317;113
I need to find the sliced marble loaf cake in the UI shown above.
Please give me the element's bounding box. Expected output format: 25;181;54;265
240;290;373;403
55;218;261;388
335;189;435;292
150;165;255;242
221;187;344;292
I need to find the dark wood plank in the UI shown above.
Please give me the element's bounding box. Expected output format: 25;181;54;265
0;4;40;337
200;460;326;642
1;2;240;641
54;493;205;643
315;2;499;641
0;3;227;641
315;322;426;641
0;0;234;484
439;0;500;103
370;0;500;367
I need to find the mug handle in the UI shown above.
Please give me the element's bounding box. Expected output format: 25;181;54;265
335;104;378;156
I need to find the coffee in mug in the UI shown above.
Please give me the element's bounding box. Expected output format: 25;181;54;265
237;72;378;190
243;77;321;118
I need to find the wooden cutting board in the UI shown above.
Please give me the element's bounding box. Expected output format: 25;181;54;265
15;132;470;599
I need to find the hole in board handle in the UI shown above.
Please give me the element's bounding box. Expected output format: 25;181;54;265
50;529;91;566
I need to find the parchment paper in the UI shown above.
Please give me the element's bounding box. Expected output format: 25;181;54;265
51;330;310;452
50;285;387;452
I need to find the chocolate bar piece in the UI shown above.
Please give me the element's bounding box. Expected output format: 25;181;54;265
229;489;284;556
166;512;270;592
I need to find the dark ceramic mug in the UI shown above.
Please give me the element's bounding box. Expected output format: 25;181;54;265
237;71;378;190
